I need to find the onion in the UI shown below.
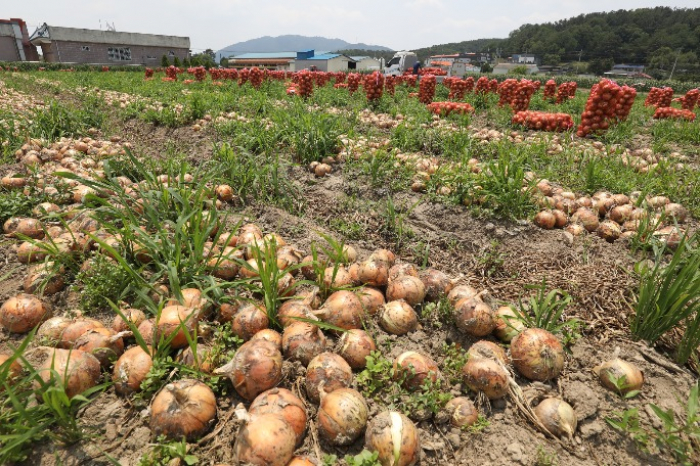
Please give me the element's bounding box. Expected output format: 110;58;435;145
534;398;577;439
36;348;101;399
16;241;49;263
3;217;44;239
323;266;353;289
369;249;396;265
387;263;419;282
314;291;364;331
74;327;125;367
234;413;297;466
453;298;495;337
510;329;564;381
278;300;316;328
230;302;269;340
137;318;157;345
447;285;478;307
597;220;621;243
493;306;525;342
156;305;199;349
365;411;420;466
305;352;353;404
215;184;234;202
356;287;385;315
250;328;283;349
571;208;599;232
178;343;216;373
445;397;478;428
215;339;283;401
393;351;439;391
379;300;418;335
150;379;217;440
249;388;307;446
318;387;368;446
37;316;72;346
358;259;389;286
0;294;52;334
609;205;633;224
288;457;316;466
386;275;426;306
419;268;454;302
60;318;104;348
461;357;509;399
534;210;556;229
112;308;146;333
282;321;328;366
593;359;644;395
341;244;358;263
565;223;587;237
113;345;153;395
0;353;22;382
664;203;688;222
467;340;509;364
277;246;304;270
337;329;376;369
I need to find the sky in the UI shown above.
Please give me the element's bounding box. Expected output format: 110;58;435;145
9;1;698;53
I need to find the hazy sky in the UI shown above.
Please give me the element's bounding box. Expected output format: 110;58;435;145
10;1;698;52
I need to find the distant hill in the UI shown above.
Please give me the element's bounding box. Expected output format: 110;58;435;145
217;35;391;60
413;38;504;62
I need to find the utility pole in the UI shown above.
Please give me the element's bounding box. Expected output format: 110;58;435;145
669;48;681;80
578;50;583;62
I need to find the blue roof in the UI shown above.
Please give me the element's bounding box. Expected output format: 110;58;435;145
232;52;297;59
306;53;355;61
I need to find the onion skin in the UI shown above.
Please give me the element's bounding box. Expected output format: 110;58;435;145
60;318;104;348
287;457;316;466
358;259;389;287
453;298;496;337
534;398;577;439
337;329;376;369
379;300;418;335
74;327;125;367
178;343;216;373
230;302;269;341
249;388;307;446
593;359;644;395
250;328;283;349
137;318;157;345
493;306;524;342
37;316;72;346
445;397;478;428
282;321;328;366
0;354;23;382
113;345;153;395
315;290;364;331
365;411;420;466
36;348;101;399
0;294;52;334
318;387;368;446
216;340;283;401
511;329;565;381
386;275;426;306
393;352;439;391
447;285;478;307
387;263;419;282
461;357;509;400
356;287;385;315
278;300;316;328
24;263;65;295
112;308;146;333
150;379;217;441
467;340;509;365
156;305;199;349
234;413;297;466
305;352;353;404
420;269;454;302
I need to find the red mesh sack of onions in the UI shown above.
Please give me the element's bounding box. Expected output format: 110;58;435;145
511;80;536;112
249;67;264;89
144;68;154;79
512;111;574;132
464;76;475;93
418;75;437;104
238;68;250;86
543;79;556;100
644;87;673;107
165;66;178;81
489;79;498;93
448;79;468;100
614;86;637;121
475;77;490;94
427;102;475;116
397;75;417;87
385;75;396;96
420;67;447;76
334;72;347;84
555;82;577;103
347;73;361;94
653;107;696;121
363;72;385;102
296;71;314;98
576;79;622;137
334;83;348;89
497;79;518;107
678;89;699;111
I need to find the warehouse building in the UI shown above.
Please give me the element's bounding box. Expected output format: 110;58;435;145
294;50;355;72
349;56;381;71
0;18;39;61
227;52;297;70
29;23;189;65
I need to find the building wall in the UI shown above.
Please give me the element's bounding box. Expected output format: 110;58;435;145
356;58;380;71
44;40;188;64
326;57;351;73
0;36;20;61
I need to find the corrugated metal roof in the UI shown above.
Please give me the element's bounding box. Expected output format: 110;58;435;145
29;23;189;48
307;53;341;60
232;52;297;59
350;56;369;60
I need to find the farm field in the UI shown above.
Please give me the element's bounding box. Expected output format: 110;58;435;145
1;67;700;466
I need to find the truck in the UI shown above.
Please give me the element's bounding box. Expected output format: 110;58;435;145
383;51;419;76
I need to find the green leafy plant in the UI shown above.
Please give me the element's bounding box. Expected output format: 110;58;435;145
138;437;198;465
605;372;642;399
345;449;382;466
440;343;469;384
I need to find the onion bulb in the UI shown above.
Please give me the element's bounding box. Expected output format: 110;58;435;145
534;398;577;439
447;285;478;307
305;352;353;404
73;327;125;367
156;305;199;349
214;340;283;401
461;357;509;399
386;275;426;306
358;259;389;286
250;328;283;349
230;302;269;341
369;249;396;265
365;411;420;466
0;353;22;382
534;210;556;229
379;300;418;335
112;308;146;333
387;263;419;282
453;298;495;337
36;316;72;346
314;291;364;331
150;379;217;440
356;287;385;315
318;387;368;446
23;262;65;295
36;348;101;399
234;413;297;466
510;329;564;381
282;321;328;366
278;300;316;328
493;306;525;342
60;318;104;348
337;329;376;369
113;345;153;395
178;343;217;373
593;359;644;395
467;340;509;364
420;268;454;302
249;388;307;446
323;266;353;289
445;397;478;428
0;294;52;334
393;351;439;391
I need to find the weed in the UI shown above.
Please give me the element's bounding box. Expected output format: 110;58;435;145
511;281;582;344
73;253;135;312
440;343;469;384
138;437;199;465
467;414;490;433
344;450;382;466
356;351;395;398
421;297;453;329
604;372;642;399
534;445;559;466
475;240;506;277
380;197;419;251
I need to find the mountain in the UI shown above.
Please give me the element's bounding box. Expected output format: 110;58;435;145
218;35;391;59
413;38;503;62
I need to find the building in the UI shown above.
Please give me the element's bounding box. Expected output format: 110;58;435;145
349;56;380;71
29;23;189;65
511;54;539;65
0;18;39;61
604;64;650;78
227;52;297;70
294;50;355;72
492;63;539;75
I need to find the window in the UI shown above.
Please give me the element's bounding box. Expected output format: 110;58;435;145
168;51;175;57
107;47;132;61
82;46;90;51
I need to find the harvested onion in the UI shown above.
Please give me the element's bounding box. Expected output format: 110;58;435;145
215;339;283;401
453;298;495;337
534;398;577;439
0;294;52;334
462;357;509;400
113;345;153;395
379;300;418;335
150;379;217;440
234;413;297;466
393;351;439;391
318;387;368;446
511;329;564;381
337;329;376;369
365;411;420;466
249;388;307;446
593;359;644;395
305;352;353;404
445;397;478;428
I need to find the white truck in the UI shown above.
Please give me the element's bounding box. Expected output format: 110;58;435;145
383;51;419;76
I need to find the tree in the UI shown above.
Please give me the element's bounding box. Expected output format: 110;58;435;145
220;57;229;68
173;56;181;67
588;57;614;75
542;54;561;66
161;55;170;67
183;58;191;67
480;62;493;73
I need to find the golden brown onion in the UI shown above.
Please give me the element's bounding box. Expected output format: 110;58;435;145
215;339;283;401
249;388;307;446
356;287;385;315
230;302;269;341
234;413;297;466
386;275;426;306
282;321;328;366
420;268;455;302
113;345;153;395
393;351;439;391
461;357;509;400
305;352;353;404
493;306;525;343
314;291;364;331
447;285;478;307
36;348;101;399
365;411;420;466
534;398;577;439
453;297;495;337
318;387;368;446
74;327;125;367
0;294;52;334
337;329;376;369
379;300;418;335
150;379;217;441
445;397;478;429
593;359;644;395
511;328;564;381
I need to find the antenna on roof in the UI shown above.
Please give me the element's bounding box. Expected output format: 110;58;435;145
106;22;116;32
